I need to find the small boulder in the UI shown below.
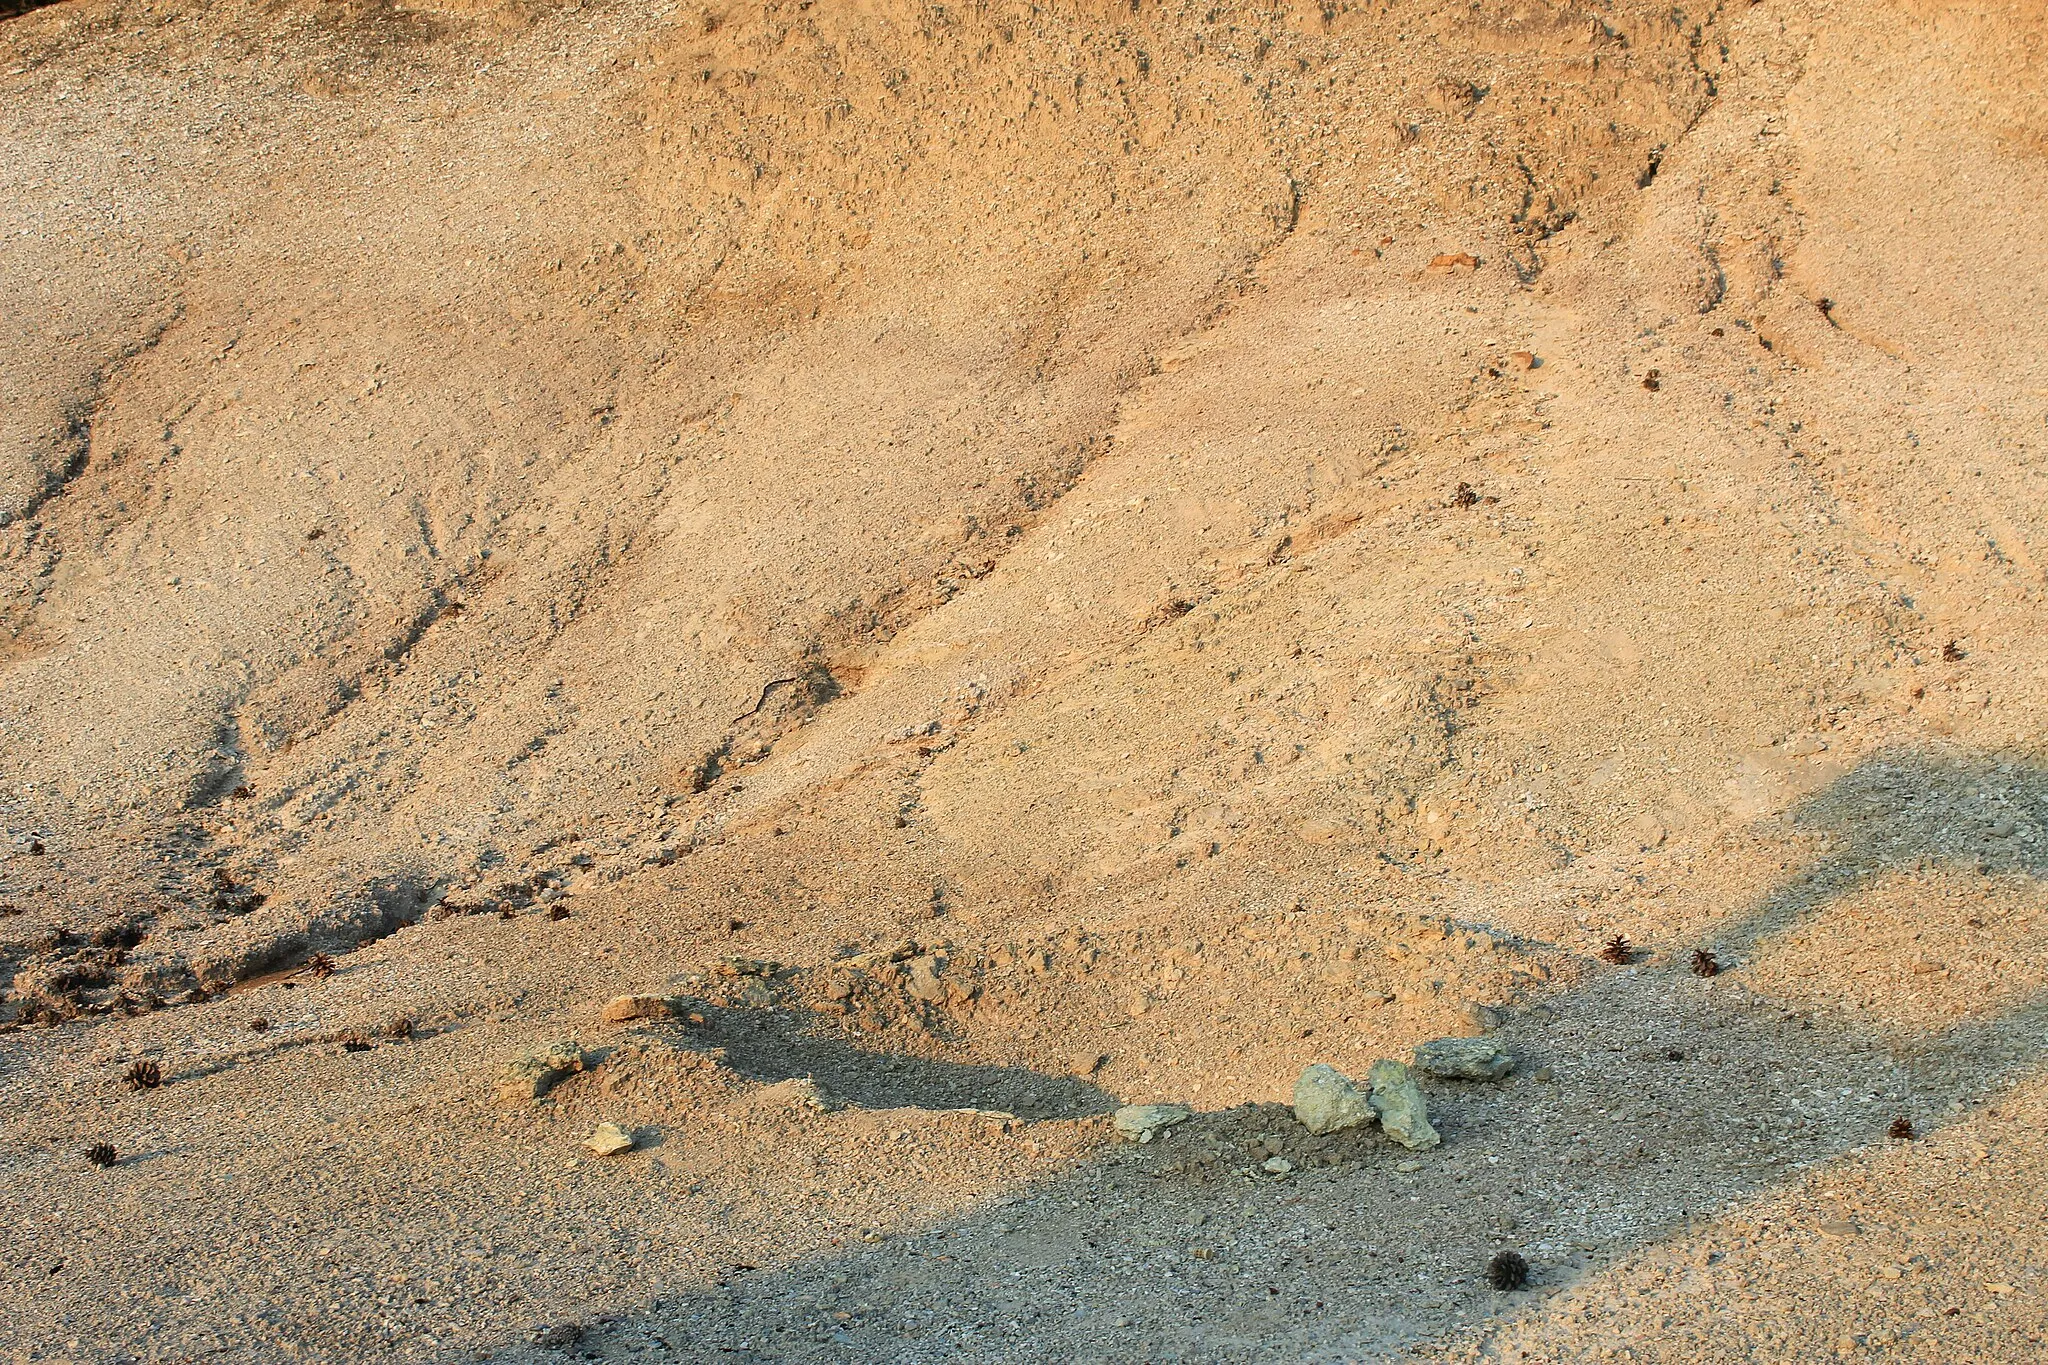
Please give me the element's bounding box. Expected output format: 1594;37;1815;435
599;994;687;1025
1413;1037;1516;1081
583;1122;635;1157
535;1039;588;1072
1292;1063;1376;1135
903;955;947;1003
1367;1059;1441;1150
1112;1103;1193;1143
495;1039;589;1104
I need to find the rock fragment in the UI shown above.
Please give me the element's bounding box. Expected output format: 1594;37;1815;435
583;1122;635;1157
1413;1037;1516;1081
495;1039;589;1104
599;994;688;1025
1112;1103;1193;1143
1292;1063;1377;1135
902;955;946;1003
1367;1059;1441;1150
839;942;917;971
1458;1001;1507;1034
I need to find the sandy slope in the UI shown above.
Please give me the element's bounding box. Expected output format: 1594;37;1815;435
2;0;2046;1360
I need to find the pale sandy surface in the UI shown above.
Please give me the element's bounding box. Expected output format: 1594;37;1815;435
2;0;2046;1360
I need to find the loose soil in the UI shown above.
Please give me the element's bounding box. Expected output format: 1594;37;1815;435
3;0;2046;1360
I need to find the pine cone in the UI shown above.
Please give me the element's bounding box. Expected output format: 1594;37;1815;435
1487;1249;1529;1291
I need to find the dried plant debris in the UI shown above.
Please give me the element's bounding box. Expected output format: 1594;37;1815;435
123;1059;163;1092
1888;1116;1915;1141
1487;1250;1531;1291
209;867;267;915
1691;948;1721;977
11;998;70;1029
1598;935;1633;965
83;1143;117;1168
302;953;337;980
438;873;572;923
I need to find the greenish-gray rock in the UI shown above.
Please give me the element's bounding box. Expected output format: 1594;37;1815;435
1292;1063;1377;1135
495;1039;589;1104
1112;1104;1193;1143
1413;1037;1516;1081
1367;1059;1441;1150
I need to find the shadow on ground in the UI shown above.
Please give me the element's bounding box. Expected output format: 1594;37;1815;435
479;746;2048;1364
693;1002;1120;1120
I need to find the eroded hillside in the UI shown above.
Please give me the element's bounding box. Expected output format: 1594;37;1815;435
2;0;2046;1360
